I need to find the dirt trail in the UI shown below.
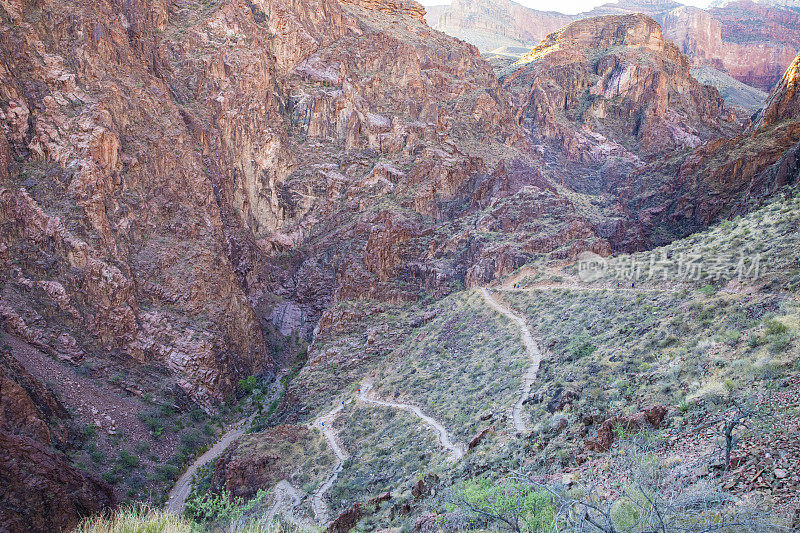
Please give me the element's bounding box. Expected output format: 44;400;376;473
479;288;543;434
310;403;348;525
166;418;251;514
166;376;285;514
264;480;312;529
499;266;667;293
358;381;467;461
502;285;666;293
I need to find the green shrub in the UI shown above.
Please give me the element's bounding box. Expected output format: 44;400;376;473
698;284;716;296
117;450;139;470
185;488;270;524
83;423;98;440
87;443;106;464
238;375;258;395
765;320;788;336
769;333;792;353
454;476;555;533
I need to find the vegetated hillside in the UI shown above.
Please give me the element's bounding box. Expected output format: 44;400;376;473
203;184;800;531
427;0;800;91
691;66;769;115
3;0;800;530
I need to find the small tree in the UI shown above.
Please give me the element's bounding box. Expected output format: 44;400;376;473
694;395;771;471
449;476;555;532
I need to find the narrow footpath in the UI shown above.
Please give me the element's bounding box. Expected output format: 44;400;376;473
480;288;543;434
358;381;467;461
310;403;348;524
166;376;285;514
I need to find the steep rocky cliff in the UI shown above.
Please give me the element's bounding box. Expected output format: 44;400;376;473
613;48;800;242
0;348;114;531
426;0;573;51
503;15;735;176
427;0;799;91
0;0;269;409
662;1;800;91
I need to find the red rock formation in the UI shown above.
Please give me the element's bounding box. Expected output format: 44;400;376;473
0;0;269;408
468;425;494;450
0;432;114;532
0;349;114;531
427;0;573;50
584;405;668;452
212;424;324;499
617;49;800;243
328;502;363;533
753;52;800;129
429;0;799;91
504;14;736;166
341;0;426;21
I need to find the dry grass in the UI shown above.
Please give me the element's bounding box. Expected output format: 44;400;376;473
374;290;528;440
72;505;305;533
73;506;194;533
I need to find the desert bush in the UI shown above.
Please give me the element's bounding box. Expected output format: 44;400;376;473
185;488;270;525
449;476;555;532
508;432;786;532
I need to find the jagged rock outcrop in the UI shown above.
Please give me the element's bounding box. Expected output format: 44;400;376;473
504;14;735;171
614;49;800;243
753;52;800;129
583;404;668;452
328;503;363;533
0;431;115;532
428;0;799;91
341;0;425;21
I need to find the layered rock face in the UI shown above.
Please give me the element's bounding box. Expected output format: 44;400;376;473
427;0;799;91
615;49;800;242
0;0;268;408
661;2;800;91
753;51;800;128
427;0;572;51
503;15;735;172
340;0;426;20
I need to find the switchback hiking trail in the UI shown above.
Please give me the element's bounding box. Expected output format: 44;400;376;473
265;480;313;529
358;381;467;461
480;287;543;434
310;403;348;524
